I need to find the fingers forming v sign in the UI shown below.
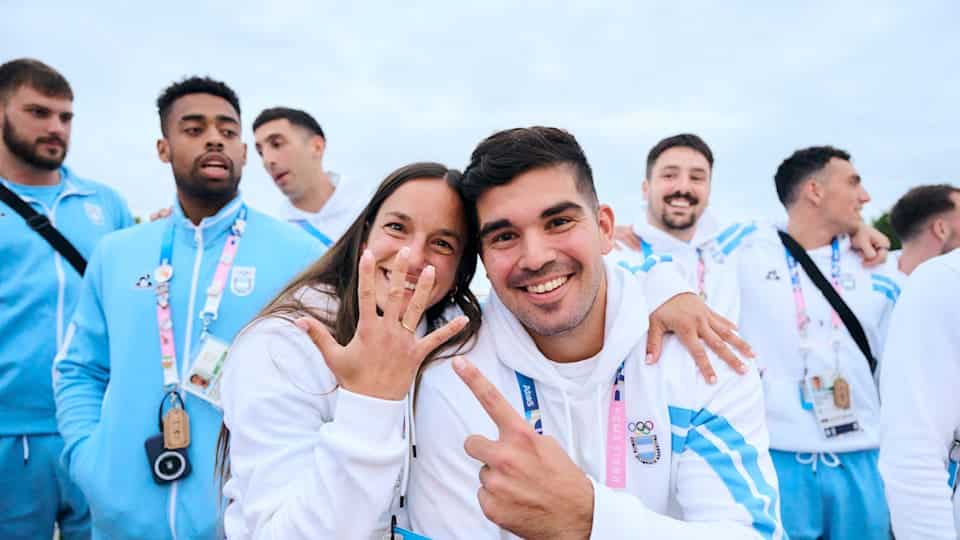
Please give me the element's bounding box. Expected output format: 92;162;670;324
453;357;594;540
297;248;468;401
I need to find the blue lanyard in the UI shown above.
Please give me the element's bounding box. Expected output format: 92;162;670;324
514;362;627;434
159;205;248;267
291;218;334;247
640;239;652;259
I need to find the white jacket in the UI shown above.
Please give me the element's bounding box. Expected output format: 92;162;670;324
607;218;758;321
736;225;902;453
879;249;960;540
220;287;420;540
285;172;369;247
407;262;784;539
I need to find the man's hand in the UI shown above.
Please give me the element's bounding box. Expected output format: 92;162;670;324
851;224;891;268
297;248;468;400
453;356;594;540
613;224;641;251
149;207;172;221
647;293;754;383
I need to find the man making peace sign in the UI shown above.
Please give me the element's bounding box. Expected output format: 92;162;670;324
407;127;784;539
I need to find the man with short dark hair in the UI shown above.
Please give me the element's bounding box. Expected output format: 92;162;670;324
888;183;960;275
0;57;133;540
408;127;784;539
253;107;364;248
735;146;902;540
54;76;322;539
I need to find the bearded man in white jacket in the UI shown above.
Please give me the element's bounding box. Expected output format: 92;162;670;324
407;127;784;539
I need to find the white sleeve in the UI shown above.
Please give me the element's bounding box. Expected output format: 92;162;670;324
221;321;407;540
643;258;696;313
879;260;960;540
407;367;502;538
592;345;784;539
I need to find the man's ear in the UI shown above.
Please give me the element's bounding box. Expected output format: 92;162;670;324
597;204;616;255
312;135;326;159
804;178;824;207
157;138;170;163
241;142;247;168
642;178;650;202
932;217;949;243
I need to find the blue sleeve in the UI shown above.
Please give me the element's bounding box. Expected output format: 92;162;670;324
108;187;135;230
54;241;112;468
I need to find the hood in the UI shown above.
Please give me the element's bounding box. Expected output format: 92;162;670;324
483;259;648;395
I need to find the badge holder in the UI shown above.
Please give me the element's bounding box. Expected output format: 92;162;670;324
184;328;230;408
144;391;192;484
804;371;861;439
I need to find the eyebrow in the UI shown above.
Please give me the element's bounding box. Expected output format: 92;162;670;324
178;114;239;125
479;201;585;240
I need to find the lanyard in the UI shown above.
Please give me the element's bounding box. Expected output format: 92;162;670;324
783;237;842;367
641;239;706;297
155;206;247;390
515;361;628;489
291;218;334;247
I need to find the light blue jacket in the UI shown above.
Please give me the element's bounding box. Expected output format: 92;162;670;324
54;196;323;540
0;167;132;435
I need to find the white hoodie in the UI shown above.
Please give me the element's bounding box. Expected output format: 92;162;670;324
220;287;421;540
407;262;784;539
285;172;369;247
879;249;960;539
607;218;758;321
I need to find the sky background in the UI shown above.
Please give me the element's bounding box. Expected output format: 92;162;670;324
3;1;957;226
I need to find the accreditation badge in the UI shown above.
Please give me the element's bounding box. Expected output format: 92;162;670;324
803;372;862;439
184;334;230;408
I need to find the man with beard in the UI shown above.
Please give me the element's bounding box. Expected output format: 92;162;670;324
0;58;132;540
54;77;321;539
407;127;785;539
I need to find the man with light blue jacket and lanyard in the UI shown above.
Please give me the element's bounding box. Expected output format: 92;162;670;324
54;76;322;540
0;58;133;540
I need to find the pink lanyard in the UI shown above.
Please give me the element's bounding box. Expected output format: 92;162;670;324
783;237;842;358
155;207;247;390
515;361;628;489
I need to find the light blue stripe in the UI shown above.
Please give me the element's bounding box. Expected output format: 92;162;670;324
871;274;901;296
292;219;334;247
617;260;644;275
872;284;898;303
641;239;653;259
669;405;693;454
715;222;743;245
640;253;673;272
720;223;758;255
670;406;779;539
949;460;958;489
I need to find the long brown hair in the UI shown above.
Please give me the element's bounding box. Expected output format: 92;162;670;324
215;162;482;488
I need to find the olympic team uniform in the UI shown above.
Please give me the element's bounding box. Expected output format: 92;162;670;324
219;286;461;540
879;249;960;540
0;168;132;540
408;261;785;539
54;197;321;539
285;172;367;250
608;217;758;321
736;225;903;540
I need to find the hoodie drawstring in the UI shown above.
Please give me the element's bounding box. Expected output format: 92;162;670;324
22;435;29;464
560;390;575;456
795;451;842;472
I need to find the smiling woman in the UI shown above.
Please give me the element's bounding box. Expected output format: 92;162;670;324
215;161;482;540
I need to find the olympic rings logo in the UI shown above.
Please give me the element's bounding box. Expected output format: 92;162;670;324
628;420;655;435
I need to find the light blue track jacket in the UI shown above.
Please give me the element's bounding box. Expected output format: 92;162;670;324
54;196;322;540
0;167;132;435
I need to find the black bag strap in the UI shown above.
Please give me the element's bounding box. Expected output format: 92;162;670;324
778;230;876;374
0;182;87;275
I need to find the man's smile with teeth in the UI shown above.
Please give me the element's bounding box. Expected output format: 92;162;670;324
667;199;692;208
525;275;568;294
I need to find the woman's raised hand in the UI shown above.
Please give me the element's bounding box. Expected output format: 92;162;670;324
296;248;468;401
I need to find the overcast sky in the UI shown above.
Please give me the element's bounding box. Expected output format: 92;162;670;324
4;1;957;225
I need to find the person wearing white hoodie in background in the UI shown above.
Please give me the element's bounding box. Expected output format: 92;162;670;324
879;186;960;539
408;127;784;539
218;163;477;540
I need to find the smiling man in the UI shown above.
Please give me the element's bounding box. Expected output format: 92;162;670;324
54;77;321;540
408;127;783;539
253;107;365;249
